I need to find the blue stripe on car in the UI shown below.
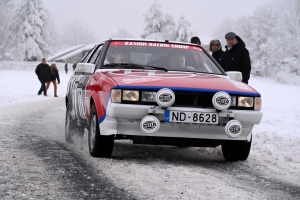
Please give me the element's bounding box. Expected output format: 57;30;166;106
115;86;261;97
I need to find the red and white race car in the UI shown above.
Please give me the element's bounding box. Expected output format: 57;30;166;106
65;39;263;161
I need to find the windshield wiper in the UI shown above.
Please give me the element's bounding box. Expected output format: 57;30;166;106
103;63;168;72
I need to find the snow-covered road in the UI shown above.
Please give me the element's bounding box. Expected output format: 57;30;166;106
0;70;300;199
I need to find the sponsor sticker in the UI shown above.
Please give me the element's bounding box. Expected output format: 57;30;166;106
110;41;202;51
212;91;231;110
140;116;160;134
225;120;242;138
156;88;175;107
121;77;162;84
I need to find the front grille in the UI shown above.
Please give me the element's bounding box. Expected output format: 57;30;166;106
173;91;214;108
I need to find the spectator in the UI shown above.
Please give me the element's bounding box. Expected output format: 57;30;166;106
220;32;251;84
72;61;77;71
190;36;201;45
209;40;224;66
35;58;50;96
46;62;60;97
64;61;68;74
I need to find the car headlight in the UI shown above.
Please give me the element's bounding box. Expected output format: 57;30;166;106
122;90;139;101
238;96;253;107
111;89;121;103
254;97;262;111
141;91;157;102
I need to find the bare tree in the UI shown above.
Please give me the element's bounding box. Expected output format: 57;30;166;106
111;28;134;38
60;20;96;47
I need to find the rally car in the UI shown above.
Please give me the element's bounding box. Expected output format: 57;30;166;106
65;39;263;161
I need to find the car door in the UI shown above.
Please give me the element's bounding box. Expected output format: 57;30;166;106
67;44;103;126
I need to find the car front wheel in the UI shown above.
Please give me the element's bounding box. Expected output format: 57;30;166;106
65;104;84;143
221;136;252;162
88;103;114;158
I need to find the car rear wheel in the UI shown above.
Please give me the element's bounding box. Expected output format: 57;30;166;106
65;104;84;143
88;103;114;158
221;136;252;162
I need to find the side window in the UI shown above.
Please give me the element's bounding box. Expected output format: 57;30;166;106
89;45;103;64
82;46;97;63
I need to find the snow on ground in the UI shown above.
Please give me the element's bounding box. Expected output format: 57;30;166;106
0;68;300;198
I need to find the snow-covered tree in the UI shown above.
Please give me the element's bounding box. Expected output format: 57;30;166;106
60;19;96;47
161;14;176;40
141;1;165;39
211;0;300;77
9;0;53;61
0;0;15;60
174;15;191;42
111;28;134;38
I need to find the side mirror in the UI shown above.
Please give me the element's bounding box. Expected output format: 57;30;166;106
75;63;95;74
226;71;242;82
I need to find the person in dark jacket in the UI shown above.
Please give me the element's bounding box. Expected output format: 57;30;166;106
190;36;201;45
35;58;50;96
72;61;77;71
209;39;224;66
220;32;251;84
64;61;68;74
46;62;60;97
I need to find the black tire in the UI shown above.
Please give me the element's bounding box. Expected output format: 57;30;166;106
65;104;84;143
88;103;114;158
221;136;252;162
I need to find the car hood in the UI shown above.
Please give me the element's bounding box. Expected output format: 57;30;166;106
105;70;260;96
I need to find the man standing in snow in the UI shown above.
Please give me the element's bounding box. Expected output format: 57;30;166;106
35;58;50;96
190;36;201;45
209;39;224;66
220;32;251;84
64;61;68;74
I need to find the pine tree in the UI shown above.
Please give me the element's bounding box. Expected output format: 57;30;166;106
10;0;53;61
60;19;96;47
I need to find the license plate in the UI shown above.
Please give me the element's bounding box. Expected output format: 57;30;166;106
164;110;218;124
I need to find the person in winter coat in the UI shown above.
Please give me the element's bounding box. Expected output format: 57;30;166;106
209;39;224;66
46;62;60;97
220;32;251;84
64;61;68;74
35;58;50;96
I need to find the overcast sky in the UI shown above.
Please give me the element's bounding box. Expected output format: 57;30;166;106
43;0;273;43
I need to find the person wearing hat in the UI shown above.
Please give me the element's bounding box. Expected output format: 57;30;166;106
220;32;251;84
46;62;60;97
209;40;224;66
35;58;50;96
190;36;201;45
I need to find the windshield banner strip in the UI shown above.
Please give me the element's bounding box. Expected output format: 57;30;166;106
110;41;202;51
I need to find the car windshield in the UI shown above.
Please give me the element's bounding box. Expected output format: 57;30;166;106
102;41;224;74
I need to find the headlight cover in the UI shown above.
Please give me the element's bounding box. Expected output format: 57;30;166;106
141;91;157;102
254;97;262;111
238;96;253;107
122;90;139;101
111;89;121;103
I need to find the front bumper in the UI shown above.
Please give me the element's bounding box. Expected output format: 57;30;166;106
100;102;263;141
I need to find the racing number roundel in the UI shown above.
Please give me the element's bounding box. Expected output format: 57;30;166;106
156;88;175;107
212;91;231;110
